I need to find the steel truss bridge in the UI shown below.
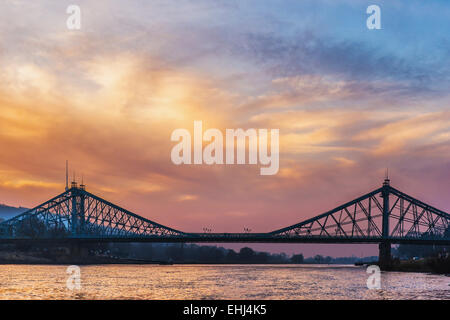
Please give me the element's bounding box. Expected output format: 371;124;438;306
0;179;449;263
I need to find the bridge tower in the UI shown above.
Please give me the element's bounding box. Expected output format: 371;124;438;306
79;178;86;234
379;175;391;267
70;178;78;236
70;178;86;237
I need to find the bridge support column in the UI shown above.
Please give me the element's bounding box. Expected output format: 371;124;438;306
379;177;392;269
71;190;78;236
378;241;391;268
68;241;89;262
70;188;86;236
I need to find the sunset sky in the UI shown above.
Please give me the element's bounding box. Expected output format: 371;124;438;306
0;1;449;256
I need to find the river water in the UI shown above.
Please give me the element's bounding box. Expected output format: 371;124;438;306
0;264;448;300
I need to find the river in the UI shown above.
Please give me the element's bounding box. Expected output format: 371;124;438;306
0;264;448;299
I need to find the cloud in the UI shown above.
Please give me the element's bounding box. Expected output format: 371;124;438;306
177;194;198;202
354;111;450;155
249;32;449;94
0;0;448;258
333;157;356;167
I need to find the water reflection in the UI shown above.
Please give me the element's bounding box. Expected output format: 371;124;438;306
0;264;448;300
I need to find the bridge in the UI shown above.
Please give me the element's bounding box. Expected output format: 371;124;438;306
0;178;449;265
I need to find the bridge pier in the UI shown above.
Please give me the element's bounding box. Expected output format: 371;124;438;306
379;176;392;269
68;242;89;264
378;241;392;268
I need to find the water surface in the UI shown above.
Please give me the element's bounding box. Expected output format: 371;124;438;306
0;264;448;299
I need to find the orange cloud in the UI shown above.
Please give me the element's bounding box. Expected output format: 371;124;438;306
354;111;450;156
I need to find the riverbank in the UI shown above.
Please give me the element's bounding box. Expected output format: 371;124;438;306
379;256;450;275
0;251;168;265
0;250;448;275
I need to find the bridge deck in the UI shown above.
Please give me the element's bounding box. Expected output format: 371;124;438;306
1;235;449;245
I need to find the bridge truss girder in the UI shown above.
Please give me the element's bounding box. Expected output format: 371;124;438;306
0;188;185;239
268;185;449;242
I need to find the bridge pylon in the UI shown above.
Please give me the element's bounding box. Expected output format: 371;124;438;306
70;187;86;237
379;176;392;267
